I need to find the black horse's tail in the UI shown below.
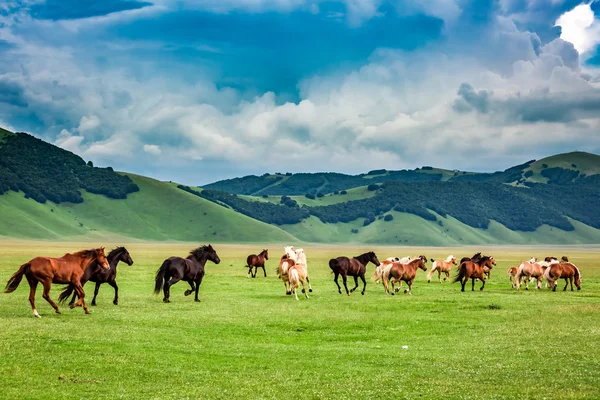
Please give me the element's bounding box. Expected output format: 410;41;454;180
154;259;170;295
328;258;339;274
4;263;29;293
58;285;76;304
451;263;466;284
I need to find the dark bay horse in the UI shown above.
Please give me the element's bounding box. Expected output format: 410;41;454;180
154;245;220;303
329;251;380;295
384;255;428;295
58;247;134;306
246;249;268;278
4;248;109;317
452;255;496;292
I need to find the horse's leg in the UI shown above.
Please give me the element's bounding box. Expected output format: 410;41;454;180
563;278;569;292
360;273;367;295
302;279;309;299
184;281;195;296
536;277;542;290
70;283;90;314
163;276;181;303
252;266;258;278
342;273;350;296
26;276;41;318
41;281;61;315
247;266;251;279
262;265;267;277
460;277;466;292
444;270;450;282
349;276;359;293
404;279;413;295
305;275;313;292
69;289;78;307
91;282;101;306
194;276;204;302
480;278;486;291
471;278;475;291
334;272;342;294
108;280;119;305
438;269;442;283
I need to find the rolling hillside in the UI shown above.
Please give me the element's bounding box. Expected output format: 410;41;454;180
1;126;600;245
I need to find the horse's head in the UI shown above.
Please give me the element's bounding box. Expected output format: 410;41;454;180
418;255;428;271
206;244;221;264
115;247;134;266
561;255;569;262
528;257;537;263
284;246;296;259
369;252;381;267
446;255;457;264
262;249;269;260
545;256;557;263
95;247;110;270
482;256;496;269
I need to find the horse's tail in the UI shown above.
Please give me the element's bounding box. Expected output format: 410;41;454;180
573;264;582;289
371;266;382;283
427;261;437;282
4;263;29;293
154;259;170;295
329;258;339;274
289;268;299;289
246;255;253;268
451;263;465;284
58;285;76;304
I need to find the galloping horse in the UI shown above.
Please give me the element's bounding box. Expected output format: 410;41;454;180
246;249;268;278
284;246;313;293
372;256;412;284
4;248;109;317
515;258;546;290
277;254;294;295
452;255;495;292
329;251;380;295
545;262;581;292
59;247;134;306
288;261;310;300
154;245;220;303
507;266;519;288
427;255;456;283
384;256;427;295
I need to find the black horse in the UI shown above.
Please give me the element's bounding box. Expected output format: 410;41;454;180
58;246;134;306
154;245;221;303
328;251;380;295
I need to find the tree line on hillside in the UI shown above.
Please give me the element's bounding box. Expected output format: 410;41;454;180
0;132;139;204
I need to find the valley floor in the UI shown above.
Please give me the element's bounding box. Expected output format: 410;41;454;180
1;241;599;399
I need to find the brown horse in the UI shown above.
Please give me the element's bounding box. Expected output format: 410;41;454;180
427;255;456;283
246;249;268;278
4;248;109;317
384;256;427;295
452;255;495;292
545;262;581;292
329;252;380;295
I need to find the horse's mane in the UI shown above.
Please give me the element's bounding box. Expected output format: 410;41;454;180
67;248;101;258
445;255;455;262
108;246;127;258
188;245;212;260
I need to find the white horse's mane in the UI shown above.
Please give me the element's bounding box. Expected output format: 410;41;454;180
445;255;455;262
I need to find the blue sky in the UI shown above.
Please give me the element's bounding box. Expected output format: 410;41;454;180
1;0;600;184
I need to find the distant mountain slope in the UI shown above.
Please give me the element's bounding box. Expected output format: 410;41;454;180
0;174;297;242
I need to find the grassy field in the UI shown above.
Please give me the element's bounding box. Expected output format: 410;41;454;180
1;241;599;399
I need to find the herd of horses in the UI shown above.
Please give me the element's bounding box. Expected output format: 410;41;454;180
2;245;583;316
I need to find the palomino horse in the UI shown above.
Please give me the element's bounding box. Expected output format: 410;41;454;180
288;260;310;300
277;254;293;295
246;249;268;278
58;247;134;307
284;246;313;293
545;262;581;292
427;255;456;283
452;255;495;292
507;266;519;288
154;245;220;303
372;256;412;284
329;251;380;295
384;256;428;295
515;257;545;290
4;248;109;317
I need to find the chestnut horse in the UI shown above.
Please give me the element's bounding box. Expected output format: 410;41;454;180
246;249;268;278
58;246;134;306
384;256;427;295
154;245;220;303
452;255;496;292
4;248;109;318
329;252;380;295
427;255;456;283
545;262;581;292
372;256;412;284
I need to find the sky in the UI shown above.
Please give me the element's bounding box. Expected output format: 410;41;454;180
1;0;600;185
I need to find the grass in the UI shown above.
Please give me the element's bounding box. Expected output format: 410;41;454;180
524;152;600;183
242;185;376;207
1;241;599;399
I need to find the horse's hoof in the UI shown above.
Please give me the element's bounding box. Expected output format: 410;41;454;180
91;302;97;306
309;289;313;292
85;310;91;315
184;290;192;296
361;291;365;295
55;310;61;314
113;300;118;305
195;299;201;302
286;292;291;296
163;299;170;303
302;289;305;293
338;290;342;294
427;280;430;283
525;288;528;291
404;289;408;293
34;314;42;319
69;304;75;309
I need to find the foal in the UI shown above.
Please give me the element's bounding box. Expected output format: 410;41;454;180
427;255;456;283
384;256;428;295
246;249;268;278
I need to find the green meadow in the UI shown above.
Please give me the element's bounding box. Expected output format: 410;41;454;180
1;241;599;399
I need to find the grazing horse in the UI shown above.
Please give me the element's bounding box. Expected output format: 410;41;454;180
58;247;134;306
372;256;412;284
284;246;313;293
288;261;310;301
246;249;268;278
545;262;581;292
507;266;519;288
452;255;496;292
329;252;380;295
427;255;456;283
384;256;428;295
515;259;547;290
154;245;220;303
4;248;109;318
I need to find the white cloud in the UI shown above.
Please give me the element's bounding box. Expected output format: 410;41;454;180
556;2;600;55
143;144;162;155
77;115;100;133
